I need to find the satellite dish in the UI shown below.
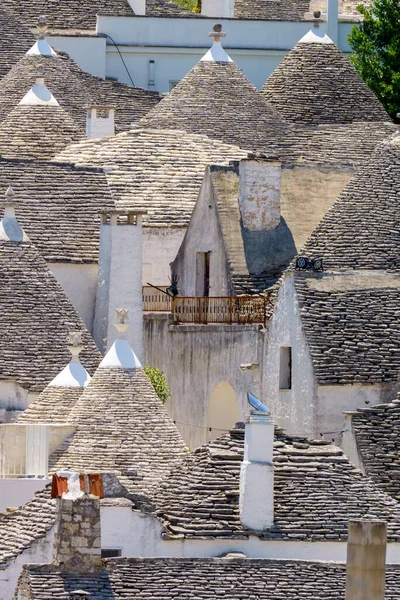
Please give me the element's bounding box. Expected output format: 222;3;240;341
247;391;271;414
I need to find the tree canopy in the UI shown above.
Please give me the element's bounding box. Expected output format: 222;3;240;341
348;0;400;120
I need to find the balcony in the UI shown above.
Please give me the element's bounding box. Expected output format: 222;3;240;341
143;287;270;326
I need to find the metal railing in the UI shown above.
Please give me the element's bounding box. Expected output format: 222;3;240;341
172;296;268;326
142;286;172;312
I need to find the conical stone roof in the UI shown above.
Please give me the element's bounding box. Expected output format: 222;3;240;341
0;78;82;160
261;26;390;125
0;6;35;78
139;26;290;153
300;131;400;271
0;189;100;393
49;314;188;495
0;51;160;133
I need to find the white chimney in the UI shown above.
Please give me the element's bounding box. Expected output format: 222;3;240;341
239;156;281;231
86;106;115;140
202;0;234;17
346;520;387;600
327;0;339;43
239;410;274;531
128;0;146;15
93;210;146;362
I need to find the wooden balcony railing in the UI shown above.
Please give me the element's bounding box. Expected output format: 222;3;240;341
173;296;268;326
142;286;173;312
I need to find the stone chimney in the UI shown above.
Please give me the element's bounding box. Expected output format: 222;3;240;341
93;209;146;361
345;520;387;600
52;473;103;573
202;0;234;17
239;409;274;531
239;155;281;232
86;106;115;140
128;0;146;15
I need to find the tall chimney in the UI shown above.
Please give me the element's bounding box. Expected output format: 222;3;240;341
346;520;387;600
239;409;274;530
93;210;146;361
52;473;103;573
239;155;281;232
327;0;339;43
86;106;115;140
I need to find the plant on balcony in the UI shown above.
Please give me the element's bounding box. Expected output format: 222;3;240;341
143;366;172;404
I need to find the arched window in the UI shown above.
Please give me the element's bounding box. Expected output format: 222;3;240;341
206;382;240;442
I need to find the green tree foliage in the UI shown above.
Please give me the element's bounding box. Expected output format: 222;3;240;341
174;0;201;12
143;366;172;404
348;0;400;120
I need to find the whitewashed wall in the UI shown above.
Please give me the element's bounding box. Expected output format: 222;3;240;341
263;273;316;437
49;263;98;333
143;227;185;286
0;479;50;512
49;18;355;94
144;314;263;448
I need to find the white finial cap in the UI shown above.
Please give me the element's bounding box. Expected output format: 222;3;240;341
99;308;142;369
201;23;233;63
0;186;30;242
19;75;59;106
49;332;91;388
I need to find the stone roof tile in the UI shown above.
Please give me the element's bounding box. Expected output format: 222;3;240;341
234;0;310;20
262;30;390;125
17;558;400;599
138;54;290;154
0;236;101;393
299;134;400;271
2;0;133;31
154;426;400;540
0;104;82;160
0;7;35;78
0;156;114;263
49;366;188;495
294;276;400;386
349;393;400;501
56;128;247;226
0;54;160;133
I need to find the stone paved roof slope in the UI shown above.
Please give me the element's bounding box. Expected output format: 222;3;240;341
0;157;114;263
234;0;310;20
15;558;400;599
1;0;133;31
261;29;390;125
0;238;101;393
49;367;188;495
0;54;160;133
0;105;82;160
0;7;35;78
56;128;246;226
293;121;396;166
154;426;400;540
0;486;55;570
300;134;400;270
138;59;290;154
17;387;84;424
294;276;400;385
348;394;400;502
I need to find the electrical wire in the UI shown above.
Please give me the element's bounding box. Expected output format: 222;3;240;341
173;420;230;433
100;33;136;87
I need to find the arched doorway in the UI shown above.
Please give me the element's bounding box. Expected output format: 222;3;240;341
206;382;240;442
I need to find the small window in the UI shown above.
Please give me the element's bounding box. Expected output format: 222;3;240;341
101;548;122;558
279;347;292;390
